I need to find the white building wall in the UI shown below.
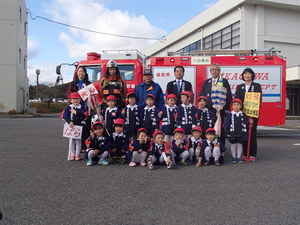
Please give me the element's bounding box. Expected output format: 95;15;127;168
144;0;300;69
263;6;300;67
0;0;28;113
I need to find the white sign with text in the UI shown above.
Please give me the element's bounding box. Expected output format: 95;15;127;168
206;66;282;102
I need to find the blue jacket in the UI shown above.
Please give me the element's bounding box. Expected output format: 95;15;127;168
200;139;226;158
134;81;165;111
176;104;198;134
63;104;86;125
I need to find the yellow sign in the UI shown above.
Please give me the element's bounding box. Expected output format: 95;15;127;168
244;92;261;118
191;56;211;65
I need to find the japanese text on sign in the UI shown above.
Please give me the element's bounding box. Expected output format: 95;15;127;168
244;92;261;118
63;123;82;139
191;56;211;65
78;83;98;101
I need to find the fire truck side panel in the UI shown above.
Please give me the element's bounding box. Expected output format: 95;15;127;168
150;55;286;126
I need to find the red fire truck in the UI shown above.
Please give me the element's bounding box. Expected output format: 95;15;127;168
56;49;286;126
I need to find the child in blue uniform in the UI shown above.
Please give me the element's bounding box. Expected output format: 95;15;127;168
103;95;121;134
176;91;197;139
63;92;87;161
109;118;129;164
158;94;178;144
147;131;174;170
128;128;150;167
225;98;249;163
188;126;203;164
86;122;110;166
196;128;225;167
170;128;189;165
140;94;159;138
123;92;140;139
196;96;216;139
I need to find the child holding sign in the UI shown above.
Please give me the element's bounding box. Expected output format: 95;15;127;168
235;68;262;161
63;92;87;161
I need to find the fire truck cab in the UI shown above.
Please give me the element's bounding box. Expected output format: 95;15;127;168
56;50;144;94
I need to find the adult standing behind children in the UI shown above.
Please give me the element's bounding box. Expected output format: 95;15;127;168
69;66;91;94
166;65;193;106
200;63;232;115
134;69;165;111
234;68;262;162
200;63;232;146
98;60;128;109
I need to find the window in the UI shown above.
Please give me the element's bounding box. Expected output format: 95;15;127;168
20;7;22;23
24;56;27;70
118;65;135;81
202;21;240;50
175;21;240;53
24;22;27;36
19;48;21;64
84;65;101;83
177;39;202;53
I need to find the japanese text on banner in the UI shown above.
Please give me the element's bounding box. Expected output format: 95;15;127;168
244;92;261;118
63;123;82;139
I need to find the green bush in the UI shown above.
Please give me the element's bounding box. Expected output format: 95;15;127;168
29;102;68;113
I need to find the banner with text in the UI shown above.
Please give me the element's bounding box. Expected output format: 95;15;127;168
206;66;282;102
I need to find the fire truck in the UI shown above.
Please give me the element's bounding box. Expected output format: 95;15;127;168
56;49;286;126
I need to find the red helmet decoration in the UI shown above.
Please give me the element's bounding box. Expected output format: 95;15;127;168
106;95;117;101
173;127;185;134
146;94;155;100
192;126;202;133
231;98;242;105
166;94;177;100
137;128;148;134
198;96;208;102
70;92;81;99
114;118;125;126
205;128;216;134
180;91;192;99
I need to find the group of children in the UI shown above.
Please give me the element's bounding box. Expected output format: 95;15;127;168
63;89;250;169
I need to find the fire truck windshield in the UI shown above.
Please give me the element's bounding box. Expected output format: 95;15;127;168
118;65;134;81
83;65;101;83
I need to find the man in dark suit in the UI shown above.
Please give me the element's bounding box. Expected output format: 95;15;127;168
200;63;232;113
166;65;193;106
200;63;232;150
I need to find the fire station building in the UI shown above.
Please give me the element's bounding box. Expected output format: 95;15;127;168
143;0;300;116
0;0;28;113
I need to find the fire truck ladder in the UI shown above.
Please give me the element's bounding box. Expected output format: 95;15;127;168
168;48;281;57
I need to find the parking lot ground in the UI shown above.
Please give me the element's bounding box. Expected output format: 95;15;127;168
0;116;299;225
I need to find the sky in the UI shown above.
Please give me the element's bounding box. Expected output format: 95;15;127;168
26;0;218;85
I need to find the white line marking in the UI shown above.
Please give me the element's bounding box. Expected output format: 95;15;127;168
258;126;293;131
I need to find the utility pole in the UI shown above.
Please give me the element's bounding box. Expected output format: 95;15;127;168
36;69;40;99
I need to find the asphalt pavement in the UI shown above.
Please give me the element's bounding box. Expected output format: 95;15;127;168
0;115;299;225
